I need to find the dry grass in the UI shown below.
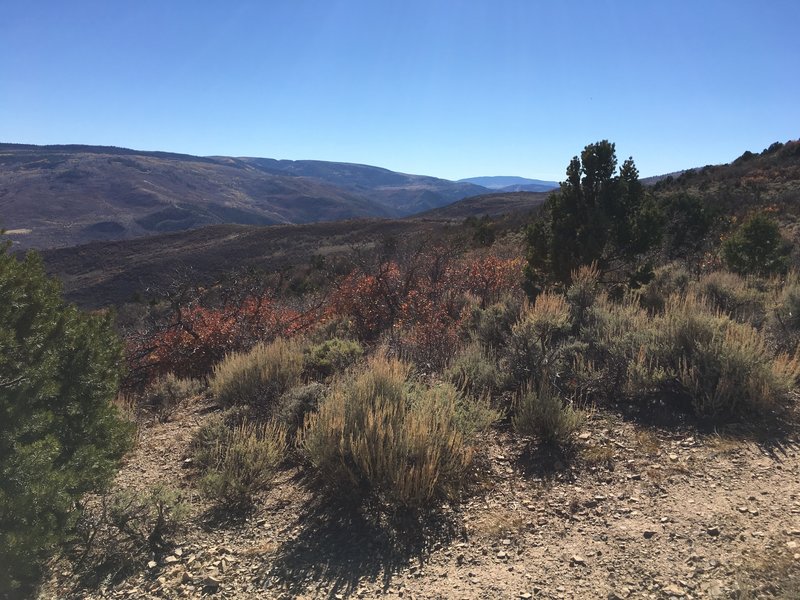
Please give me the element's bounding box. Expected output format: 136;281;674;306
471;509;528;539
581;443;615;468
634;429;661;455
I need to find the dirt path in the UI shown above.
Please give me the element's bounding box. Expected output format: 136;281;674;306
41;402;800;599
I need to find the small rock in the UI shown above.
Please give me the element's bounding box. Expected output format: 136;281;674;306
663;583;685;596
706;526;720;537
496;551;508;560
519;593;533;599
669;453;679;461
643;530;657;539
165;555;179;564
203;574;221;589
147;560;158;570
578;432;591;440
787;540;799;550
571;555;586;565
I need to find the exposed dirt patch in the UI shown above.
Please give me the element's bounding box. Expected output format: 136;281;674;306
40;401;800;599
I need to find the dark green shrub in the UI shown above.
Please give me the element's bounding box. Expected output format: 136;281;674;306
72;484;188;585
105;484;188;555
467;294;523;349
303;338;363;379
0;248;132;596
637;264;690;314
722;213;791;276
508;292;571;387
446;342;504;397
274;382;327;435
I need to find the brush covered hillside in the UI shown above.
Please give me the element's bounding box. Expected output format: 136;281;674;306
8;139;800;600
0;143;488;250
651;140;800;216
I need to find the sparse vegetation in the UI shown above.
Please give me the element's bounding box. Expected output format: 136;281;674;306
15;138;800;598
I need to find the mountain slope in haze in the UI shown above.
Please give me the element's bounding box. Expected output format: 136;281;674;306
241;158;488;215
0;144;489;249
458;176;558;193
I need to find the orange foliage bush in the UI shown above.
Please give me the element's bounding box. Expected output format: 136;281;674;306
128;250;522;379
129;294;319;380
329;251;522;366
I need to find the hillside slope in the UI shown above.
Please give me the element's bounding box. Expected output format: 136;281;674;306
0;144;487;249
40;219;446;307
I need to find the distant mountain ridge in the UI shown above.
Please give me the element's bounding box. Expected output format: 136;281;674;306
0;143;489;249
458;176;559;193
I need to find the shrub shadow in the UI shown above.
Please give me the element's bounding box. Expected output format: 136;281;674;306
515;441;579;482
611;396;800;460
257;495;462;598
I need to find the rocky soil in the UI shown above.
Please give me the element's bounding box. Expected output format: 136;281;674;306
40;399;800;600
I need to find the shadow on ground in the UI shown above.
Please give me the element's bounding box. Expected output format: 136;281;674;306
257;495;463;598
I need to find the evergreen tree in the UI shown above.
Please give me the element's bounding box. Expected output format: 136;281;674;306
525;141;662;294
722;212;791;276
0;246;132;597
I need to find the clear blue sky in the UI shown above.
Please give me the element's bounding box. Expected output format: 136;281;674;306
1;1;798;181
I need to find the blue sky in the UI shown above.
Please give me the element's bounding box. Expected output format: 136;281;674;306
1;1;798;180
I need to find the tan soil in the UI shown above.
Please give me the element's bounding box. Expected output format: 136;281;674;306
40;399;800;600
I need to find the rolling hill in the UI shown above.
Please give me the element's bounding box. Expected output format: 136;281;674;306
458;176;558;192
0;144;489;249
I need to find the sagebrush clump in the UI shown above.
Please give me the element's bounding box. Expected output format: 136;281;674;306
303;337;363;379
210;338;304;411
513;383;584;446
195;420;288;506
142;373;204;422
300;355;497;510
